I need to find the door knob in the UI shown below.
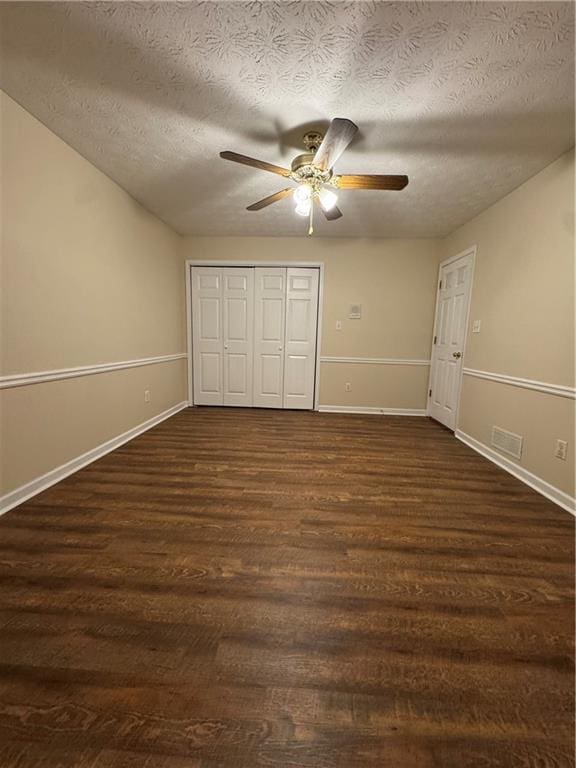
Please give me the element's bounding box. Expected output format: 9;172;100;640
278;347;283;351
224;344;228;350
452;351;462;359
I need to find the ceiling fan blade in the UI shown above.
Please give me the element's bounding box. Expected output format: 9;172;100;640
220;151;291;178
335;174;409;190
312;118;358;171
246;188;294;211
322;205;343;221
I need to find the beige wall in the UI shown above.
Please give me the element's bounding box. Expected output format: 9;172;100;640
1;361;187;493
179;237;441;410
319;363;431;411
442;149;575;498
0;92;187;497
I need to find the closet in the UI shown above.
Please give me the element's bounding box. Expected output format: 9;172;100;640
191;266;320;409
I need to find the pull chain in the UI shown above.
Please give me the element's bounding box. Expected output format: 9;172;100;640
308;198;314;236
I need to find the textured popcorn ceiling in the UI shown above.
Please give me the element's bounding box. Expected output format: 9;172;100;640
0;1;574;237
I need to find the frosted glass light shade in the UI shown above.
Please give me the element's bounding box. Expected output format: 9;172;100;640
319;187;338;211
295;199;312;216
294;184;312;204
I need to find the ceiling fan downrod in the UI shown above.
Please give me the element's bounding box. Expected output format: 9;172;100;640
302;131;324;153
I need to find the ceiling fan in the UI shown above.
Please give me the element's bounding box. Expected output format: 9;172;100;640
220;118;408;234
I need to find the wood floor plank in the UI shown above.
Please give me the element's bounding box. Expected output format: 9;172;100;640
0;408;573;767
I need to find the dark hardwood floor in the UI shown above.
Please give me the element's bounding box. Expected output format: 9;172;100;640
0;408;573;767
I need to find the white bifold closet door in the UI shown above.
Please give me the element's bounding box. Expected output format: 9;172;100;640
283;268;319;410
191;267;223;406
253;267;286;408
222;268;254;406
192;265;319;409
191;267;254;406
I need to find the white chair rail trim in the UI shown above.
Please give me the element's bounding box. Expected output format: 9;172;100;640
463;368;576;399
0;353;187;390
320;356;430;366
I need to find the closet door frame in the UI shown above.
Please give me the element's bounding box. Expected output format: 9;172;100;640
186;260;324;410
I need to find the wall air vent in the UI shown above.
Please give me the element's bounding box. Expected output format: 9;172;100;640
491;426;523;460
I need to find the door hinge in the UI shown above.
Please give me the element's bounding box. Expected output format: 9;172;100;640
439;280;442;289
428;389;432;397
433;335;437;345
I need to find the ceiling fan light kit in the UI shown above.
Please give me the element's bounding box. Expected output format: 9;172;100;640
295;199;312;217
319;188;338;211
220;118;409;235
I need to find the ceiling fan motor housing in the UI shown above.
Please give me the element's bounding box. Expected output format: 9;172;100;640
290;154;333;186
291;133;333;186
290;152;316;172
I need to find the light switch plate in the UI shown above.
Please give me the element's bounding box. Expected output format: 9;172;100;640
472;320;481;333
336;320;342;330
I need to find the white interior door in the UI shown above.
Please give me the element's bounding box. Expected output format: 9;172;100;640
283;268;319;410
222;268;254;406
428;251;474;430
253;267;286;408
191;267;223;405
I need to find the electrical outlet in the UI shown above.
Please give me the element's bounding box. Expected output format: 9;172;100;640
472;320;481;333
144;389;151;403
555;439;568;460
336;320;342;330
345;382;351;392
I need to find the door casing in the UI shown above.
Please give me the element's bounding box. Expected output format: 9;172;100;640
427;246;476;430
186;260;325;410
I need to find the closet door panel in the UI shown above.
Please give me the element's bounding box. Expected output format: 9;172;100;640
199;353;221;394
223;268;254;406
226;354;249;394
191;267;223;405
253;267;286;407
260;355;283;396
284;268;319;409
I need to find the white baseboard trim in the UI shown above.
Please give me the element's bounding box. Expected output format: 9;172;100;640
455;429;575;515
0;401;189;517
318;405;427;416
